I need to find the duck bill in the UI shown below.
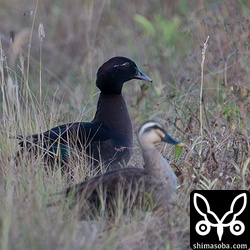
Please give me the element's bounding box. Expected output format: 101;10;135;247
134;69;152;82
163;133;184;147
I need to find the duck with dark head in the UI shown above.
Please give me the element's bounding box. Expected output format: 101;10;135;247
16;57;152;174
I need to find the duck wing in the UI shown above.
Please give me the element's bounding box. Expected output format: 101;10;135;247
65;168;150;217
17;121;113;156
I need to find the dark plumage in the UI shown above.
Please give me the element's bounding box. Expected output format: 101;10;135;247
51;121;183;219
17;57;152;172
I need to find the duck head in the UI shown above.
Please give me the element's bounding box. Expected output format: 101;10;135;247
138;121;184;150
96;56;152;94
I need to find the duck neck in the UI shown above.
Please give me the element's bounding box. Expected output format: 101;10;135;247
93;93;133;144
143;148;163;173
143;147;177;187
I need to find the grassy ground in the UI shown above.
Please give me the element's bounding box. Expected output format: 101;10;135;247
0;0;249;249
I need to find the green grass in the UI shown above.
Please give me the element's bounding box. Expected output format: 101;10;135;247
0;0;249;249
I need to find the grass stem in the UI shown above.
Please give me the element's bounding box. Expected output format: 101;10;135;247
199;36;209;162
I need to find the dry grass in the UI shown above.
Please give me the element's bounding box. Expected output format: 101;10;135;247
0;0;249;249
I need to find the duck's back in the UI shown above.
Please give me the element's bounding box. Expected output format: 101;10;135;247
66;168;148;218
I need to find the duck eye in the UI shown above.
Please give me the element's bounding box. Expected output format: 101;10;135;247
122;62;130;67
114;62;130;68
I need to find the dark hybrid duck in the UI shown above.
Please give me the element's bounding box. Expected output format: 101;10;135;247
50;121;183;219
17;57;152;172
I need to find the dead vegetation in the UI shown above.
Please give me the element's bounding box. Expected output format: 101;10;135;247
0;0;249;249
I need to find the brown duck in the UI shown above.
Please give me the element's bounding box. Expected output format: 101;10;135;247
53;121;183;219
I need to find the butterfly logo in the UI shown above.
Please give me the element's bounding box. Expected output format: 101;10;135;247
193;193;247;241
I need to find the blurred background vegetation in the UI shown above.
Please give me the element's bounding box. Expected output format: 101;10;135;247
1;0;249;123
0;0;249;249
